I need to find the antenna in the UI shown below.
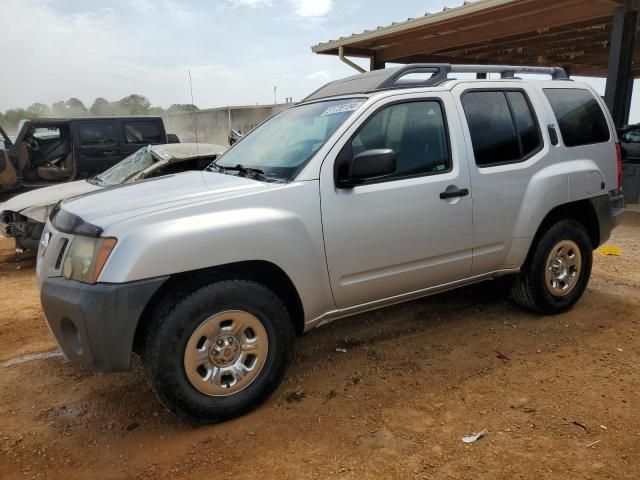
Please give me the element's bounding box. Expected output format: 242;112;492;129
189;69;199;155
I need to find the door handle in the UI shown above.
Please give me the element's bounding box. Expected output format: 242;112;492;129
102;151;117;156
440;188;469;200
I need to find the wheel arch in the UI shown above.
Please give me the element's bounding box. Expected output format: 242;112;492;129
133;260;305;353
526;199;600;266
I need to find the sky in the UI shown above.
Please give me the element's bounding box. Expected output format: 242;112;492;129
0;0;637;120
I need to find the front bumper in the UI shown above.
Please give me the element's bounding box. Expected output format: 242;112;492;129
40;275;168;372
0;211;11;237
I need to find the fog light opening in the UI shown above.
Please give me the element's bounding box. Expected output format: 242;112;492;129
60;318;83;356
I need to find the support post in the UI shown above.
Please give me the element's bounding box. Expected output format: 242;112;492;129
370;54;386;71
605;5;637;128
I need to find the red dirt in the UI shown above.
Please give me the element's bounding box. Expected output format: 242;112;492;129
1;214;639;479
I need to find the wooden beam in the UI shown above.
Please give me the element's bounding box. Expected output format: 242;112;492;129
377;0;616;62
435;24;613;57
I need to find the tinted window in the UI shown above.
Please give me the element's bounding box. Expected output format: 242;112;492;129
462;91;541;167
123;121;163;144
507;92;541;157
544;88;610;147
350;101;450;179
79;122;116;146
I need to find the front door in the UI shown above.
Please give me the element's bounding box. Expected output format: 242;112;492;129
320;94;474;309
0;125;19;191
75;120;122;177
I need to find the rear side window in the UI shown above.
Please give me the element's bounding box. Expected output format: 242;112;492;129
543;88;610;147
350;100;451;179
123;121;163;144
78;122;116;146
33;127;61;140
462;90;541;167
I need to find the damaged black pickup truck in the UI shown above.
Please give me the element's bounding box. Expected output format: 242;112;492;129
0;116;170;194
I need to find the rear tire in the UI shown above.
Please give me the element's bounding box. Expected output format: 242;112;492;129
511;219;592;314
166;133;180;144
143;279;294;424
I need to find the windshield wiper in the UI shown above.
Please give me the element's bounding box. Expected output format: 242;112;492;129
220;164;264;175
209;162;276;180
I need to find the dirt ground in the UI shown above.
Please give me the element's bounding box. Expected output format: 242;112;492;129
0;215;639;480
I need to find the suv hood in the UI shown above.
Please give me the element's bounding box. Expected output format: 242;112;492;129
59;171;274;228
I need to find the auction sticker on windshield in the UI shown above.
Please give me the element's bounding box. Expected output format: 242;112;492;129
320;102;363;116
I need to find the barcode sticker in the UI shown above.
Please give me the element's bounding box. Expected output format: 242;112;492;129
320;102;363;116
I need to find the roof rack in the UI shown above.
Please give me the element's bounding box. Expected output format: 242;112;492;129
303;64;569;102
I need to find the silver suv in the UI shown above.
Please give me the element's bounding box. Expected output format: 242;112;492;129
36;65;625;423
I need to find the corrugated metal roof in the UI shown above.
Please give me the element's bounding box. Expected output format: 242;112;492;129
312;0;508;53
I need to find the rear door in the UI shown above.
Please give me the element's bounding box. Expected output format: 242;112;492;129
454;84;557;274
75;120;121;177
320;92;474;309
119;119;166;158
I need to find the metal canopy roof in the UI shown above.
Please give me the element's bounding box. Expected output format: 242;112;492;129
312;0;640;77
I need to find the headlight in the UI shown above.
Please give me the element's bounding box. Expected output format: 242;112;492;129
62;236;117;284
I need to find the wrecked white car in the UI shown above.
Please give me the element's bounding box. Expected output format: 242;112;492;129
0;117;173;193
0;143;225;251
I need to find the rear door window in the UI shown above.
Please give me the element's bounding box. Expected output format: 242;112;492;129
78;122;116;146
123;121;163;144
461;90;541;167
543;88;610;147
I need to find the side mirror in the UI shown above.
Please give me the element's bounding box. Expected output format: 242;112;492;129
337;148;396;188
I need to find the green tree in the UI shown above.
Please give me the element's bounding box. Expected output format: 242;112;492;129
51;101;67;117
148;106;166;115
64;98;88;116
1;108;30;133
90;97;112;116
167;104;199;113
116;94;151;115
26;102;50;118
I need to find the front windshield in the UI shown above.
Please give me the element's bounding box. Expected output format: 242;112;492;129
94;146;156;185
215;98;364;181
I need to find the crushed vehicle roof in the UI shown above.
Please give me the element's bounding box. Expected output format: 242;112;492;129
150;143;227;161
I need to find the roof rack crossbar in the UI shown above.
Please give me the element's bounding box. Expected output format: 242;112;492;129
446;64;569;80
301;64;569;102
378;64;569;90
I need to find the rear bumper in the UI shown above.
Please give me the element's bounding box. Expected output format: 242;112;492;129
589;189;625;246
40;276;168;372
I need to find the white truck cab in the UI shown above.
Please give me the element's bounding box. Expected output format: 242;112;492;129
36;64;625;423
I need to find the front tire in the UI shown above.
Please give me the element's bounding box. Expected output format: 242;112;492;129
511;219;592;314
143;279;294;424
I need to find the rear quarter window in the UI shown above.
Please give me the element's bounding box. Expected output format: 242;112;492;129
543;88;610;147
78;122;116;146
123;121;164;144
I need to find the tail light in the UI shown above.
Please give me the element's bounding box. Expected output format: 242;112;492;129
615;143;622;189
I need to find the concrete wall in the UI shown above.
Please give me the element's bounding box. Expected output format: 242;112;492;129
162;103;293;146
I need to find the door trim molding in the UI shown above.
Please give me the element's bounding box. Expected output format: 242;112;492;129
304;268;519;331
